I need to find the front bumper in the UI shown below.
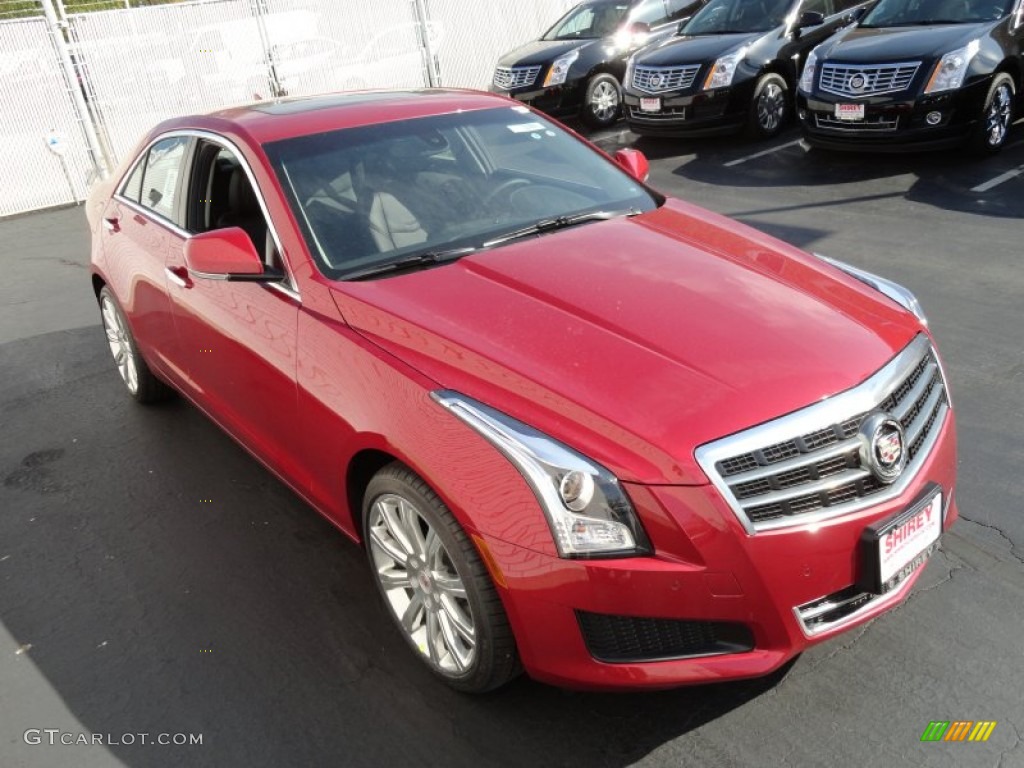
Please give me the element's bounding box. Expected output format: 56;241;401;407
622;78;756;137
797;79;988;152
488;79;587;120
477;413;958;690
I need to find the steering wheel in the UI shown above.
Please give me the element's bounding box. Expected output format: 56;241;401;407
482;178;532;212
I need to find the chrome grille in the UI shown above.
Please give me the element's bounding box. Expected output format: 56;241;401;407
631;64;701;93
696;335;950;533
493;65;542;90
819;62;920;98
627;105;687;121
815;114;900;132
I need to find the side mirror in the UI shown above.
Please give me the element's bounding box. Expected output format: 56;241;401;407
184;227;276;281
614;148;650;183
796;10;825;29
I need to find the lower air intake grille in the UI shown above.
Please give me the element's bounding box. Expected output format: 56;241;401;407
576;612;754;663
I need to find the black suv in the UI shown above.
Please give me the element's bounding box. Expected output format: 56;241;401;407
798;0;1024;154
623;0;870;138
489;0;707;127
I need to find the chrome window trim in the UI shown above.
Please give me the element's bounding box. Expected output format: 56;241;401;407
695;334;947;535
113;129;300;298
818;61;921;99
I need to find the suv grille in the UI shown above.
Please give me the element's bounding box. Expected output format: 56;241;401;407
576;612;754;663
632;64;701;93
815;114;900;132
696;334;949;533
493;65;542;90
819;62;920;98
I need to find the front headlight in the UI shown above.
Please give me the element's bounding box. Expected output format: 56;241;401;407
814;253;928;326
432;391;651;558
799;49;819;93
544;49;580;87
924;40;979;94
703;47;748;90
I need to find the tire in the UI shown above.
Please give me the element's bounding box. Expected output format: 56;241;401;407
968;73;1015;156
97;286;173;404
362;462;520;692
746;73;789;140
581;73;622;129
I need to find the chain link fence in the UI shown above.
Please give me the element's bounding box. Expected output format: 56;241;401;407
1;0;574;217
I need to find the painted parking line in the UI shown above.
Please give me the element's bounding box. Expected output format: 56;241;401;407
971;164;1024;193
723;139;806;167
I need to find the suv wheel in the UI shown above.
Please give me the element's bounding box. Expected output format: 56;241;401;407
746;73;789;139
970;73;1015;155
581;73;622;129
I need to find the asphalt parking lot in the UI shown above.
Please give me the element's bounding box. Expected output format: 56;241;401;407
2;123;1023;768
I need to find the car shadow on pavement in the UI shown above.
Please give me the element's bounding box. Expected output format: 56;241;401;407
0;327;793;768
654;127;1024;220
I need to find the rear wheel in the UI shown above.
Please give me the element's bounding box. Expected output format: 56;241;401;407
969;73;1015;156
581;73;622;129
363;463;520;692
746;73;789;139
97;286;172;404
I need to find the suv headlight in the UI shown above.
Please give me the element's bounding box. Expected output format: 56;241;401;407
924;40;979;94
799;49;819;93
433;391;651;558
703;46;748;90
544;49;580;87
814;253;928;326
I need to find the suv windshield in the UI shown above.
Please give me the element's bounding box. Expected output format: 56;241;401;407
860;0;1014;27
264;107;659;280
681;0;793;35
543;2;632;40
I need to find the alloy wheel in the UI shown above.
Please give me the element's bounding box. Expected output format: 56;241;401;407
100;296;139;394
590;80;620;123
367;493;477;675
757;82;785;133
985;83;1013;148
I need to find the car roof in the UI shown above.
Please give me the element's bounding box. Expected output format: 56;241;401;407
156;89;514;146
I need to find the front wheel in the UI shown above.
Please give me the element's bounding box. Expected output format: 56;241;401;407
363;463;520;692
746;73;789;139
581;73;622;129
969;73;1015;156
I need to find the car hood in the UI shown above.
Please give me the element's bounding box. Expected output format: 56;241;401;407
496;38;597;68
819;23;985;62
637;32;758;66
330;200;922;485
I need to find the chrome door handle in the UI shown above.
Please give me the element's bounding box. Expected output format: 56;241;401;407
103;217;120;233
165;266;191;289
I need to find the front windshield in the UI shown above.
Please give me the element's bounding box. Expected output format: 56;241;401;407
543;2;632;40
860;0;1014;27
681;0;794;35
264;107;659;279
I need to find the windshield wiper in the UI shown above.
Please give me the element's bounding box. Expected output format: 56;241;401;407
482;209;639;249
342;246;477;281
870;19;969;26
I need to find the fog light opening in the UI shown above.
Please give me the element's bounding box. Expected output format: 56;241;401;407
926;111;942;126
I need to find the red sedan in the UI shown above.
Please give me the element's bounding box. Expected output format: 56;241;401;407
86;90;957;692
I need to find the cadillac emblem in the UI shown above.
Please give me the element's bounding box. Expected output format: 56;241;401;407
848;73;867;92
650;73;664;88
859;412;907;484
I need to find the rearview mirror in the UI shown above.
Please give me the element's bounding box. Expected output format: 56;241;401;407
796;11;825;29
184;227;277;282
614;148;650;183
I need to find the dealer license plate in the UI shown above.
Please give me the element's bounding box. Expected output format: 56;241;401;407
860;489;942;593
640;97;661;113
835;103;865;121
